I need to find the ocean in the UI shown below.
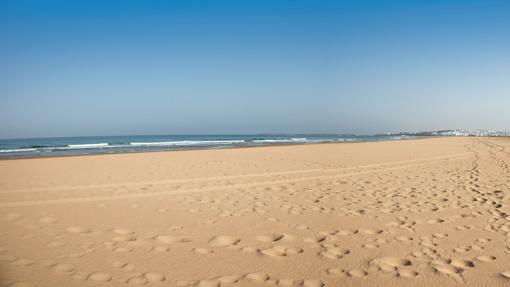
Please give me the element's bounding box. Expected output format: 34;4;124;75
0;134;415;158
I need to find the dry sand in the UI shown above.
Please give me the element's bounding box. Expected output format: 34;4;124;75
1;137;510;287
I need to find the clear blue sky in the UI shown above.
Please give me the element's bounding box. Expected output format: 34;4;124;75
1;0;509;138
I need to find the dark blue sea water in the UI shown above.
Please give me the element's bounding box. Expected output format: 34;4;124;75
0;134;415;158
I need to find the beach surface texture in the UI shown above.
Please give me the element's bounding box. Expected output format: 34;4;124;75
1;137;510;287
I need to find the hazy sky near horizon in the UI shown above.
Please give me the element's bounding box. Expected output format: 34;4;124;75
1;0;509;139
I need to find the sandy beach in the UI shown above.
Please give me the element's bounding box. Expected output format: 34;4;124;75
0;137;509;287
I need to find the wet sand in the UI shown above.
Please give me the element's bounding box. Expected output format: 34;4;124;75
1;137;510;286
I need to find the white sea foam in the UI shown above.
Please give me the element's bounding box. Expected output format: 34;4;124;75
67;143;109;148
0;148;38;153
252;138;308;143
0;143;121;153
130;140;245;147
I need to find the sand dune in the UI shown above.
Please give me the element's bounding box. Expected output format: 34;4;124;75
1;137;510;286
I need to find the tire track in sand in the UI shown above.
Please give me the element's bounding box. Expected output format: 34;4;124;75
0;152;473;195
0;155;471;207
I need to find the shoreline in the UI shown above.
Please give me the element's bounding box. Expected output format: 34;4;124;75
0;136;435;161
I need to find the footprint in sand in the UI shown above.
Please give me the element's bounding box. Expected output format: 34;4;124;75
337;229;359;236
398;269;419;278
53;263;75;273
245;272;270;282
453;246;470;253
278;278;296;286
144;272;166;282
112;228;134;235
434;263;461;274
193;248;213;254
319;244;350;259
395;236;414;242
208;236;241;247
168;225;184;231
260;246;303;258
196;279;220;287
347;269;368;277
432;259;464;282
112;261;135;271
114;247;133;252
476;238;490;244
432;233;448;239
112;235;137;242
372;257;412;272
215;275;242;284
255;233;288;242
362;229;384;235
88;272;112;282
152;246;170;252
304;235;327;243
155;235;192;244
319;230;338;236
456;225;474;231
66;227;91;234
127;272;166;284
476;255;496;262
450;259;475;269
362;243;378;249
325;267;347;277
427;218;446;224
